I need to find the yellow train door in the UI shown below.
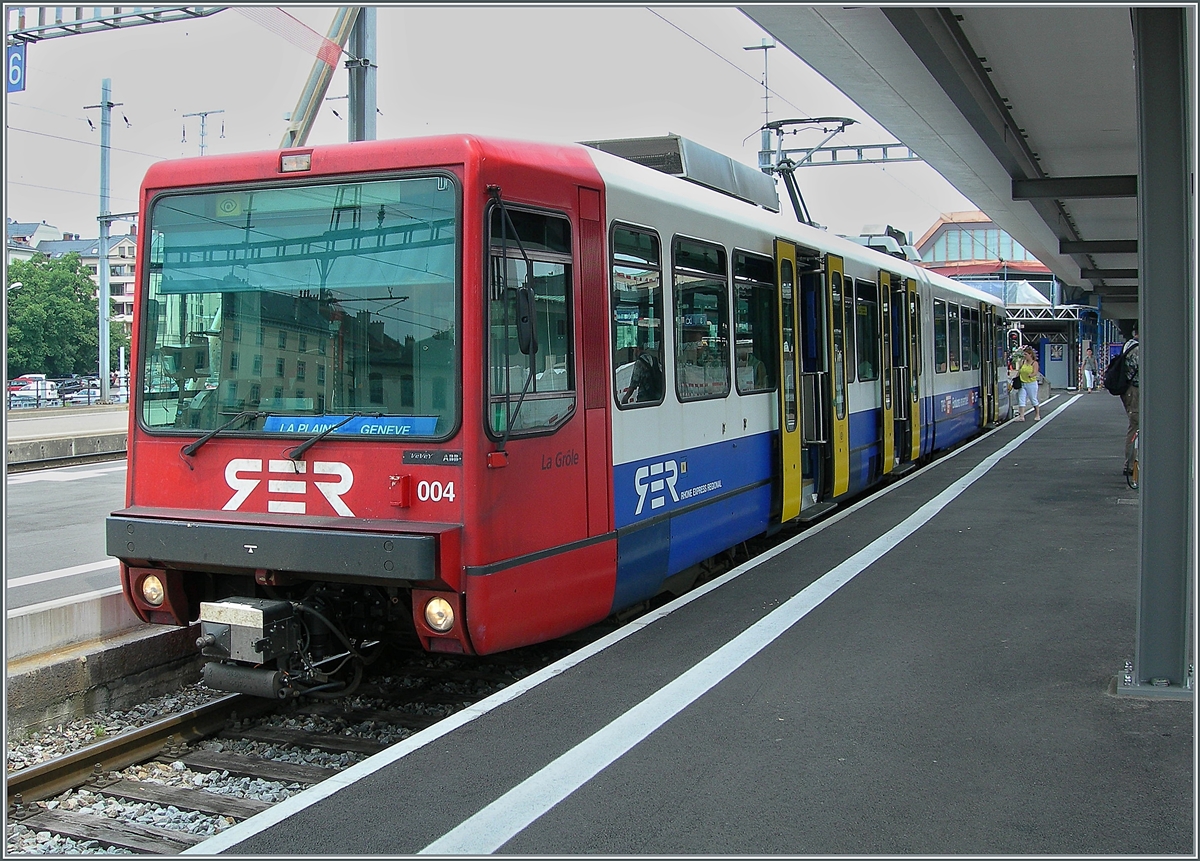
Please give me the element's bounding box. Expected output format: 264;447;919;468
980;302;996;425
827;255;850;497
879;271;894;475
908;280;922;461
775;239;803;523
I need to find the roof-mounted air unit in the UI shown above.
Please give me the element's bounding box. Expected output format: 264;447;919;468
582;134;780;213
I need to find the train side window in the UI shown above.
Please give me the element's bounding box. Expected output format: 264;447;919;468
733;250;777;394
855;279;879;381
968;307;981;370
611;225;665;408
486;206;575;438
934;298;947;373
948;303;961;372
674;237;730;401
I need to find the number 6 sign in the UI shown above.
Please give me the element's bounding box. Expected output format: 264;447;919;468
7;43;26;93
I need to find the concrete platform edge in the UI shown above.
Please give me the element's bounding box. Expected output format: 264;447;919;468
6;431;127;465
6;621;203;735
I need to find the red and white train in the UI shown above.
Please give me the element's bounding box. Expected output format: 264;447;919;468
106;133;1010;698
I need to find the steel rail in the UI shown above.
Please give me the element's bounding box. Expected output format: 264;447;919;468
6;693;275;806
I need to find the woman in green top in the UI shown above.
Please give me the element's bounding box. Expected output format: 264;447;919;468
1016;346;1041;421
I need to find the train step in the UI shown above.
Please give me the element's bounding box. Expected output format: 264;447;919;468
796;501;838;523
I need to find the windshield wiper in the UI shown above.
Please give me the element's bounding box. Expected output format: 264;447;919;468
287;412;380;461
180;411;266;460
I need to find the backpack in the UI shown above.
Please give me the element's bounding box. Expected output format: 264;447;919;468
1103;346;1133;395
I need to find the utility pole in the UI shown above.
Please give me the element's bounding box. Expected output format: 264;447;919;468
347;6;377;142
744;38;775;172
84;79;119;403
182;109;225;156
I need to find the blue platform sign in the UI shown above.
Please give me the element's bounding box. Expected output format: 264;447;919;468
7;43;26;93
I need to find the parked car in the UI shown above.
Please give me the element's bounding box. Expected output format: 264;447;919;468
64;382;128;405
55;376;95;397
9;380;60;407
8;373;47;394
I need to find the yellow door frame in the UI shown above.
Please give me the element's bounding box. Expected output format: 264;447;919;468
775;239;803;523
908;279;922;462
827;255;850;498
880;271;894;475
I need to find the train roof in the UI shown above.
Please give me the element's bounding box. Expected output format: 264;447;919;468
579;140;1004;309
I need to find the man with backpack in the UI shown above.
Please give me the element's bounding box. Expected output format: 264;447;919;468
1104;331;1140;477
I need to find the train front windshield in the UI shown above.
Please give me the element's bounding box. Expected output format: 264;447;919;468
140;175;459;438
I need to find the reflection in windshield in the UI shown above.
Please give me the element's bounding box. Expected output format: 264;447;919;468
141;175;458;437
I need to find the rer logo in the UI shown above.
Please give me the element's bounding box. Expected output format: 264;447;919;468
224;459;354;516
634;460;680;516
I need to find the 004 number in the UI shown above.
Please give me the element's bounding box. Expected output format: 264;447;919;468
416;480;456;503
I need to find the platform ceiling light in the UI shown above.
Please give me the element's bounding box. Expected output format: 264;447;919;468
280;152;312;173
141;573;165;606
424;596;454;633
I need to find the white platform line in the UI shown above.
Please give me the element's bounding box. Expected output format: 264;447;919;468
6;559;119;590
7;585;124;618
189;399;1074;856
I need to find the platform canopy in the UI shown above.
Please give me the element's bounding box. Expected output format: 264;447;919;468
740;6;1145;321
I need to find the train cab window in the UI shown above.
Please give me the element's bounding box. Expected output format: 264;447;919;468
673;238;730;401
733;251;777;394
934;299;948;373
612;226;665;408
948;303;961;372
855;279;879;381
487;206;575;437
140;175;459;438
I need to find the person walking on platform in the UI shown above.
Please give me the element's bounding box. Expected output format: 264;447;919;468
1119;334;1140;476
1015;346;1041;421
1082;347;1098;392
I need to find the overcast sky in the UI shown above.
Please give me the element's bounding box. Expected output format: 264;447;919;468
4;5;975;243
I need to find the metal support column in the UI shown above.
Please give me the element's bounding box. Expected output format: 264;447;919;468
347;6;376;142
1120;7;1194;699
96;79;113;403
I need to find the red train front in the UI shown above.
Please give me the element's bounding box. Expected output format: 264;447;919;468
107;136;617;698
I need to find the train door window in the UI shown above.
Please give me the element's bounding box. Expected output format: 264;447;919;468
673;237;730;401
912;292;922;377
611;225;665;408
844;279;858;383
781;259;797;432
487;206;575;437
948;303;961;372
934;298;947;373
831;271;846;419
734;250;778;394
855;279;879;381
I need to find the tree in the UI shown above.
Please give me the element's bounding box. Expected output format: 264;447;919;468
6;253;126;378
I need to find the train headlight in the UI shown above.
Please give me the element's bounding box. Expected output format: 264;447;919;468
141;574;165;606
424;597;454;632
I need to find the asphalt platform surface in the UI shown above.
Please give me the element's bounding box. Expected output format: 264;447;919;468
197;391;1193;856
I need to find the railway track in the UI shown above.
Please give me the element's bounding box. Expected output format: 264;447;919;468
5;640;596;854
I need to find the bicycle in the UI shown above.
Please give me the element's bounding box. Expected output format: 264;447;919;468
1125;429;1139;490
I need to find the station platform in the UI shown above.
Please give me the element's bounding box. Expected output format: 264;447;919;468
4;403;197;730
5;402;128;466
196;391;1193;856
